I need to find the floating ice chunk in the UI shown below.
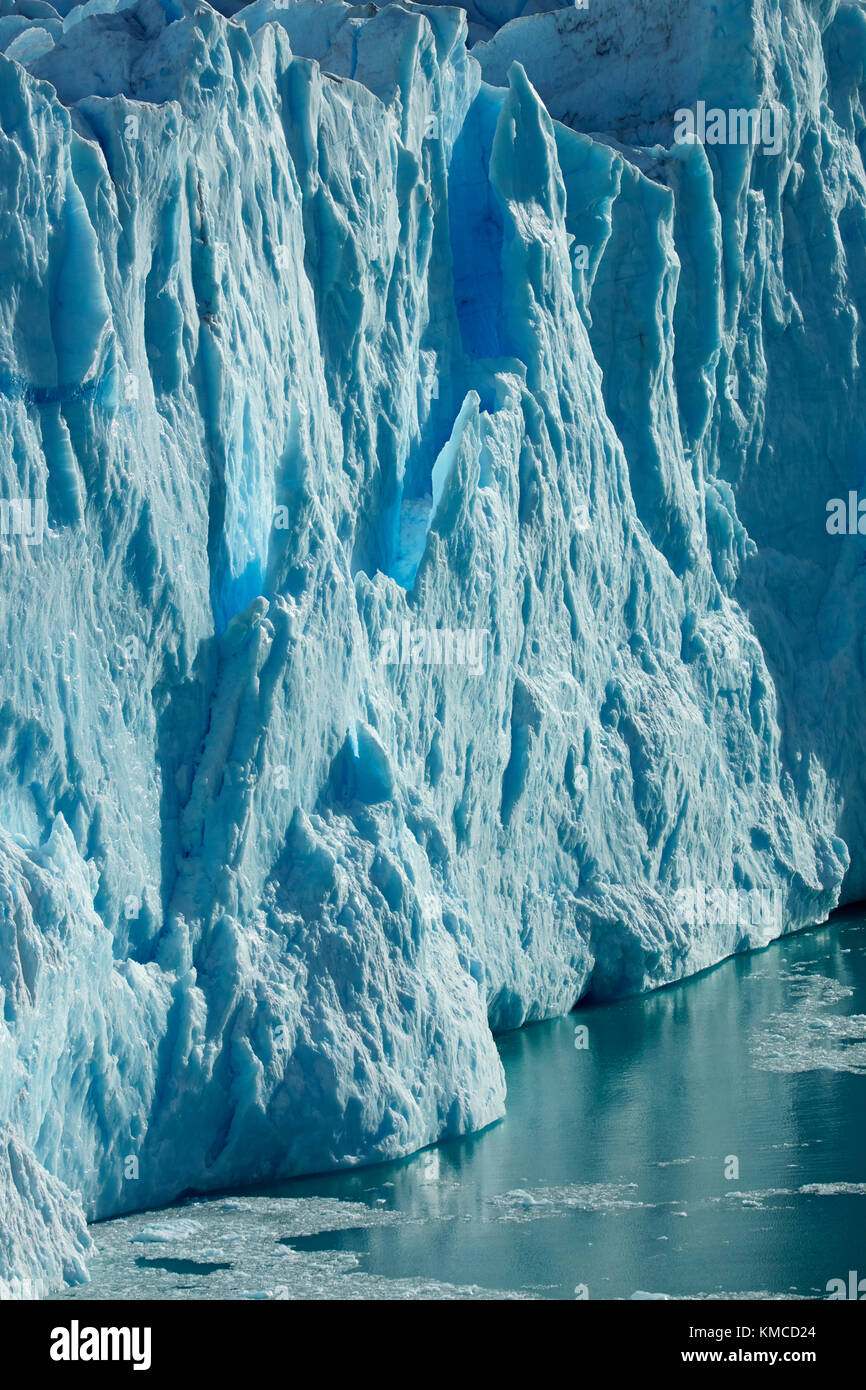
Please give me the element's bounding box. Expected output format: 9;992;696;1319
131;1220;205;1244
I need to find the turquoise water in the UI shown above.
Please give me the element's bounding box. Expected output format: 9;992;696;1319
57;912;866;1300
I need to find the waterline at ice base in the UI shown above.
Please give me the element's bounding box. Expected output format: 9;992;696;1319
0;0;865;1300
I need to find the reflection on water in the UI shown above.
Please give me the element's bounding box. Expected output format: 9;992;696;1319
57;911;866;1300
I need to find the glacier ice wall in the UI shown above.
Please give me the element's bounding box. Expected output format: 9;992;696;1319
0;1125;92;1299
0;0;861;1291
474;0;866;897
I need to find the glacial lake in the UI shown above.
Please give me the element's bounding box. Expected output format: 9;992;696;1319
55;910;866;1301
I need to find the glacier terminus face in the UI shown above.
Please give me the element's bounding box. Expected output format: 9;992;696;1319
0;0;864;1300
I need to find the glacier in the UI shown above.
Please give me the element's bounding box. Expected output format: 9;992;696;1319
0;0;863;1294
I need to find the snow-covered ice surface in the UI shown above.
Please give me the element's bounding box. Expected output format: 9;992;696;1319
0;0;863;1293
